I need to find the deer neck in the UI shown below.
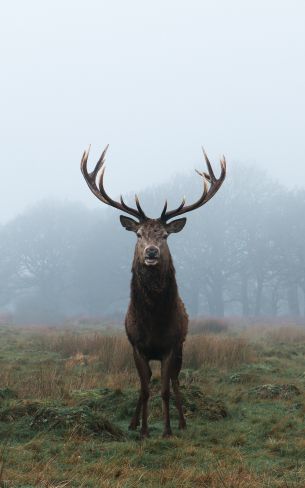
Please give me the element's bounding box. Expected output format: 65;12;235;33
131;254;177;307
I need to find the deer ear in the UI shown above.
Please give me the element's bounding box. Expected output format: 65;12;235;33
120;215;139;232
166;218;187;234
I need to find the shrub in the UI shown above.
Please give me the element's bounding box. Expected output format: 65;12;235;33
189;317;230;335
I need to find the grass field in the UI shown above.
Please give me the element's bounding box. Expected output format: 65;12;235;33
0;321;305;487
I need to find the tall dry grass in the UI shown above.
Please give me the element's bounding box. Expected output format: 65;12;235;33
40;332;134;372
0;327;254;400
184;335;252;369
242;324;305;344
42;330;253;371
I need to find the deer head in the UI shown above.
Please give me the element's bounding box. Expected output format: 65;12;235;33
81;146;226;268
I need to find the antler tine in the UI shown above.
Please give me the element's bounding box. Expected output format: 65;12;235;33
220;155;227;174
81;145;107;202
135;194;147;219
159;149;226;222
195;172;209;201
96;165;115;204
81;144;108;183
92;144;109;178
177;197;186;211
160;200;168;220
120;195;147;220
159;196;186;222
202;172;211;182
80;145;91;180
96;165;146;220
120;194;130;210
81;145;147;221
202;146;216;181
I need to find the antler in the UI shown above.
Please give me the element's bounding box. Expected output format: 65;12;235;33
80;145;147;221
159;148;226;222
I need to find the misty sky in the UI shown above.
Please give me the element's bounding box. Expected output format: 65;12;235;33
0;1;304;222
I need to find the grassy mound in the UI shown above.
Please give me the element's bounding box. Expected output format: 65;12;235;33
180;385;228;420
31;405;124;439
73;387;137;420
73;384;228;422
0;387;18;400
0;399;124;439
0;399;41;421
248;384;301;400
228;372;258;384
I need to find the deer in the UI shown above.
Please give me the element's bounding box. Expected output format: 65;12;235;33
81;146;226;438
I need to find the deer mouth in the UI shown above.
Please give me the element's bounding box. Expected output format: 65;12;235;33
144;257;159;266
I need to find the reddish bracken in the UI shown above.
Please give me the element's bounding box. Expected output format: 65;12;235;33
81;145;226;437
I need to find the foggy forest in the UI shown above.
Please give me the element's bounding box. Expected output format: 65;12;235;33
1;162;304;324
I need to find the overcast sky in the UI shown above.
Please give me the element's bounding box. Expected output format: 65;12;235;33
0;1;304;222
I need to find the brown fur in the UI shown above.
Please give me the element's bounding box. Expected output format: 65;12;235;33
123;219;188;437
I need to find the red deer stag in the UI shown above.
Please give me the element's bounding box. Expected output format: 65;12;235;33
81;146;226;437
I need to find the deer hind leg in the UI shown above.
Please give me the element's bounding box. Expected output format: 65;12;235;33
161;353;174;437
171;346;186;430
130;347;151;438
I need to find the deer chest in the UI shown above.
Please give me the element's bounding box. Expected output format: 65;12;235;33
126;319;181;360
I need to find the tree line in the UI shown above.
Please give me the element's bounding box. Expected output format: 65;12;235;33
0;163;304;323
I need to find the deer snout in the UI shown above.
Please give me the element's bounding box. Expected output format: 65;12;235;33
144;246;160;266
145;246;160;259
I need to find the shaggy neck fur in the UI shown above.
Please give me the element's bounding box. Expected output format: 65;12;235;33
131;254;178;313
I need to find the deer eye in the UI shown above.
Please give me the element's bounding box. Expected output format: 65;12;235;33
163;233;168;239
137;232;142;238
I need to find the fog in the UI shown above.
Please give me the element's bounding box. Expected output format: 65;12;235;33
1;164;305;323
0;2;305;324
1;1;305;222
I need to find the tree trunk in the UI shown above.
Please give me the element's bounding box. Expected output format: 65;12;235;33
270;284;279;316
241;273;249;316
206;272;225;317
186;288;200;318
287;283;300;316
254;277;263;316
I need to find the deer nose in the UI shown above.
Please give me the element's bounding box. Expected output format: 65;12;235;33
145;246;160;259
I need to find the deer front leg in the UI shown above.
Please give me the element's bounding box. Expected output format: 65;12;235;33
171;346;186;430
131;347;151;438
161;352;173;437
129;394;142;431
